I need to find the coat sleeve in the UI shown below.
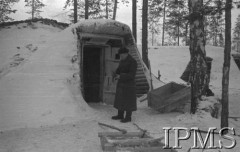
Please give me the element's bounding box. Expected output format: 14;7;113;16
120;59;137;81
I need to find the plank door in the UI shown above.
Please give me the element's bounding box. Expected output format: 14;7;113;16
103;47;120;105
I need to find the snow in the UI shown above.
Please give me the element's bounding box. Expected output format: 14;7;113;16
71;19;133;39
0;21;240;152
0;22;94;131
148;46;240;117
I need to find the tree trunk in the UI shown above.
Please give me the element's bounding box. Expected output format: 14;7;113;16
74;0;77;23
162;0;166;46
32;0;34;19
132;0;137;43
188;0;208;114
185;22;189;46
221;0;232;129
177;2;180;46
106;0;109;19
152;32;154;46
85;0;89;19
113;0;117;20
142;0;148;68
177;21;180;46
216;16;219;46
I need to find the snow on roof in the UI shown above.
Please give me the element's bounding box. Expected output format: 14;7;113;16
69;19;132;38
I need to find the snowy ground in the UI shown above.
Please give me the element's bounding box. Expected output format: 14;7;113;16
0;21;240;152
148;45;240;117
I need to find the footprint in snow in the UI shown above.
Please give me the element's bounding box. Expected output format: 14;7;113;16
0;44;38;79
0;54;25;79
25;44;38;52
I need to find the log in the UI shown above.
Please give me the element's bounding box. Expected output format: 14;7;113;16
98;122;127;134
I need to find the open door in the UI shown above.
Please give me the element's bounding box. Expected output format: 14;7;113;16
102;47;120;105
82;46;102;103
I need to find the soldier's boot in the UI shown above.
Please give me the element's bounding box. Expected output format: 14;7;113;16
120;111;132;123
112;110;124;120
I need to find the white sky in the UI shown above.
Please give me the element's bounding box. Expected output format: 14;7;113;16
10;0;137;25
10;0;240;42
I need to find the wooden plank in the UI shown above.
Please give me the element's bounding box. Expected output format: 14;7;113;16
98;132;149;138
148;82;191;113
117;146;177;152
107;137;163;147
156;87;190;113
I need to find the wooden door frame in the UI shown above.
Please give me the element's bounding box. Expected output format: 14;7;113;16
80;44;108;103
78;33;124;103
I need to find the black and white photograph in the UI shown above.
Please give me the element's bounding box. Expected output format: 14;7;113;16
0;0;240;151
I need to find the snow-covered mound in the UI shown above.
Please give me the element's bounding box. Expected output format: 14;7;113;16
0;21;93;131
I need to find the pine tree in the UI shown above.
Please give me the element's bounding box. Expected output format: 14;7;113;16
166;0;188;46
85;0;88;19
112;0;130;20
74;0;77;23
113;0;118;20
0;0;19;22
64;0;114;22
162;0;166;46
64;0;84;23
132;0;137;43
205;0;225;47
148;0;163;46
105;0;114;19
233;14;240;52
142;0;149;68
25;0;45;19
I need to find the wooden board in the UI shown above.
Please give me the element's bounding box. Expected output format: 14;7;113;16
98;132;177;152
148;82;190;113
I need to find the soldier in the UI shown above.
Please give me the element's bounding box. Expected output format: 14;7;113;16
112;47;137;123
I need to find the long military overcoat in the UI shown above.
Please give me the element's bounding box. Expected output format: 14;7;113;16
114;55;137;111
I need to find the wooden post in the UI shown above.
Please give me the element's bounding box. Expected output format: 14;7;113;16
221;0;232;130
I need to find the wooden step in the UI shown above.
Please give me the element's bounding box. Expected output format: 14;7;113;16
136;60;142;64
136;70;144;74
131;55;139;58
136;81;149;86
136;85;149;89
130;49;150;97
136;90;149;94
135;74;146;79
135;77;148;81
